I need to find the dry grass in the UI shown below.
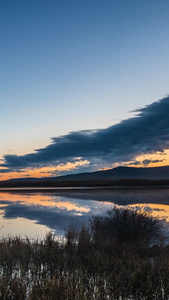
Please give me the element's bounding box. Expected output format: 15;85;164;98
0;207;168;299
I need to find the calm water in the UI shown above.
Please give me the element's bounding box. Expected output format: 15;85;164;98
0;188;169;238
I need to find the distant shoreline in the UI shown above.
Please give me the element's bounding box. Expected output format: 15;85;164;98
1;185;169;192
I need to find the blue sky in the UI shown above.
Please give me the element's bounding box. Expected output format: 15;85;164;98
1;0;169;178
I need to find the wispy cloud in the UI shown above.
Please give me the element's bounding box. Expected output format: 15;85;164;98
1;96;169;174
142;159;164;166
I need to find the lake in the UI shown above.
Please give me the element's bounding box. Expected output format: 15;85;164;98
0;187;169;238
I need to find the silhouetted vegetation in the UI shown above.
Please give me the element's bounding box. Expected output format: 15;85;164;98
1;178;169;189
0;207;168;299
90;206;164;248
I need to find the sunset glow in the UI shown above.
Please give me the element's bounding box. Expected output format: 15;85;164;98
1;3;169;297
0;160;89;181
1;149;169;181
1;1;169;180
126;150;169;168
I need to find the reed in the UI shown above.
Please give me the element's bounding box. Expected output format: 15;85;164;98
0;207;167;299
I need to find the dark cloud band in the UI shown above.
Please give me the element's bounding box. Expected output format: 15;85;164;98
1;96;169;173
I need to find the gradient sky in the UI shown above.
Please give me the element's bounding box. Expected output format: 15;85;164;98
1;0;169;180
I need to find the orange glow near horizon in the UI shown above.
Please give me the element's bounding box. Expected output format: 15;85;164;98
1;149;169;181
0;160;89;181
97;150;169;171
126;150;169;168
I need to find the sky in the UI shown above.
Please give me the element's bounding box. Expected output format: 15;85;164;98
1;0;169;180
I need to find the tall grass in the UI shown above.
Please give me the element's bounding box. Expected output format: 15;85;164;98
0;207;168;299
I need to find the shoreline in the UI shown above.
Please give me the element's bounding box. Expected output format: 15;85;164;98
1;185;169;192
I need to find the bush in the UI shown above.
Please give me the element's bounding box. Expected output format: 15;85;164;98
90;206;164;248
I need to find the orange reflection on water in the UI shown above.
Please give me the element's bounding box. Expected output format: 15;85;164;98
0;193;90;213
129;203;169;222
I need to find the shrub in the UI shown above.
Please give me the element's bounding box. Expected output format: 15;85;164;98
90;206;164;248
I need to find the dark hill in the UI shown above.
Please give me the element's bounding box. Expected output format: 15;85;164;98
85;166;169;180
32;165;169;181
1;166;169;188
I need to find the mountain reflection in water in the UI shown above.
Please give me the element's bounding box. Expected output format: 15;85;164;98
0;188;169;238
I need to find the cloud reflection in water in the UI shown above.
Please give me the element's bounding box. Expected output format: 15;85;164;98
0;189;169;237
0;192;114;237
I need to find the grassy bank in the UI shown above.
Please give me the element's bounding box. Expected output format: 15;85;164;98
0;207;168;299
1;178;169;189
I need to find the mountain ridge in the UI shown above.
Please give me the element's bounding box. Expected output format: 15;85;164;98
1;165;169;188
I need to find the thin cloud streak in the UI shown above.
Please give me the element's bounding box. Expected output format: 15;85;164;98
1;96;169;174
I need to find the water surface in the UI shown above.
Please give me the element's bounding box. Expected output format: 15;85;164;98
0;188;169;238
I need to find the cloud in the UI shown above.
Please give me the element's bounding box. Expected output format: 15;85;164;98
142;159;164;166
1;96;169;174
126;161;141;166
0;169;13;173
